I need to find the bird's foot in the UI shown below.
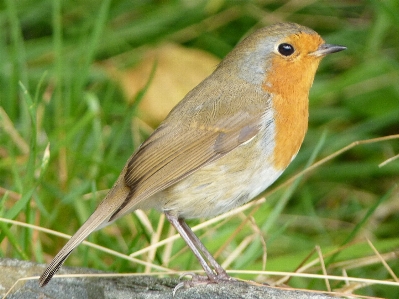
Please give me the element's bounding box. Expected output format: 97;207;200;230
173;272;233;296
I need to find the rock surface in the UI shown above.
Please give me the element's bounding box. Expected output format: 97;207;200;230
0;258;343;299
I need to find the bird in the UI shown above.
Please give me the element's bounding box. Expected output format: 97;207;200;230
39;22;346;287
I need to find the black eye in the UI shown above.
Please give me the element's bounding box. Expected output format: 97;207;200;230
278;43;295;56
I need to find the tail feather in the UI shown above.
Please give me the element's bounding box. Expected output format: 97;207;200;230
39;249;72;286
39;171;131;286
39;208;112;286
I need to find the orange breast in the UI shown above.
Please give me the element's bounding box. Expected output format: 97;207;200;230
262;37;321;169
268;93;308;170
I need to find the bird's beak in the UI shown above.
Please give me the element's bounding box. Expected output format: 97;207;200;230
310;44;347;57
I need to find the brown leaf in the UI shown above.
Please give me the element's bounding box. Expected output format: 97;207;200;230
108;43;220;125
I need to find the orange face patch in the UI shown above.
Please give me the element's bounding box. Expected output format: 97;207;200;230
262;32;324;169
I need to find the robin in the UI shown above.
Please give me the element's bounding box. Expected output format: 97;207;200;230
39;22;346;287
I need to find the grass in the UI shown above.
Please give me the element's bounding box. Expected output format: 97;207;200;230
1;0;399;298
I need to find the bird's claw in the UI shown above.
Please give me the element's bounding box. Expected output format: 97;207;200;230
173;272;233;296
177;272;206;281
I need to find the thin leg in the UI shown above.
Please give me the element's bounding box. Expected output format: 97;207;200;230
179;218;230;279
164;211;216;280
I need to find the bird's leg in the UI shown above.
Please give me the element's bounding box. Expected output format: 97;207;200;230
179;218;230;280
164;211;217;281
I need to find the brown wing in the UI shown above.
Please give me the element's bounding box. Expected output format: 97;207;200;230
110;79;271;220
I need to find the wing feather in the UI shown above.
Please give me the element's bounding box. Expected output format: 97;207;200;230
111;81;271;219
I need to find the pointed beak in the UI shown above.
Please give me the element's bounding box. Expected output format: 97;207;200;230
310;44;347;57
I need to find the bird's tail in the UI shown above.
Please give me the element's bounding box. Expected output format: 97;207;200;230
39;172;130;287
39;209;110;286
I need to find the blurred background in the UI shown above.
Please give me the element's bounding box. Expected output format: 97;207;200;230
0;0;398;297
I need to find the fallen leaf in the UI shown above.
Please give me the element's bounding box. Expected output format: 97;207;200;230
107;43;220;125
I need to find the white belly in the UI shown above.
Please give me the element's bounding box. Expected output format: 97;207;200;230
153;109;288;219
